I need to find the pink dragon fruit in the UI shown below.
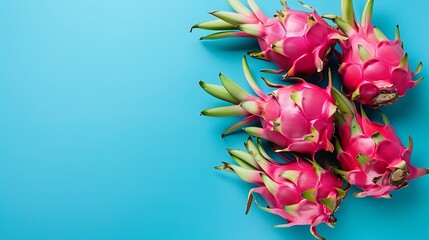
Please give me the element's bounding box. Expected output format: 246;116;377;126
200;56;337;156
191;0;345;78
328;0;423;107
217;137;348;240
332;87;428;198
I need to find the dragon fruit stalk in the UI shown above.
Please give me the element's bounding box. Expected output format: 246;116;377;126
217;137;348;240
200;56;336;156
328;0;423;107
332;87;429;198
191;0;345;78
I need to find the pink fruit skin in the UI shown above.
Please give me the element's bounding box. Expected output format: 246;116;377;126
336;0;421;107
220;138;347;239
251;160;341;225
336;110;428;198
200;57;336;157
254;81;336;156
252;6;342;76
193;0;344;77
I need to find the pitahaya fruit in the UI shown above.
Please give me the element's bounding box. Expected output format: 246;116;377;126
217;137;348;240
200;56;337;156
328;0;423;107
332;87;429;198
191;0;345;78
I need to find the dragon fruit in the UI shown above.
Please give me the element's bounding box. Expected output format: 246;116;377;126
332;87;429;198
191;0;345;78
200;56;336;156
328;0;423;107
217;137;348;240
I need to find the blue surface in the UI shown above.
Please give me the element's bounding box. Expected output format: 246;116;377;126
0;0;427;239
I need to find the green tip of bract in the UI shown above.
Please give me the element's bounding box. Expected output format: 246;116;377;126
327;68;333;90
336;187;348;200
414;62;423;75
320;197;337;212
341;0;357;28
321;14;338;20
407;135;414;151
358;45;371;62
356;153;370;167
333;17;354;35
415;76;424;84
248;50;266;60
359;105;368;119
219;73;251;101
334;137;343;153
310;225;326;240
243;126;264;138
199;80;240;104
361;0;374;28
350;117;363;136
298;0;314;11
214;165;225;170
191;19;236;32
332;86;355;115
373;26;388;41
210;11;249;26
370;132;384;144
201;105;248;117
399;53;409;68
395;25;401;40
301;188;317;202
237;24;262;37
353;192;364;198
380;111;390;125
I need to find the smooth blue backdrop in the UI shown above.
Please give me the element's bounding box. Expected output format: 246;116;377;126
0;0;427;239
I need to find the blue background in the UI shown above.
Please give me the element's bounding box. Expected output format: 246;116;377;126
0;0;427;239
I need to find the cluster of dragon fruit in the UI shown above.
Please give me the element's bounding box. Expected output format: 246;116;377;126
192;0;428;239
